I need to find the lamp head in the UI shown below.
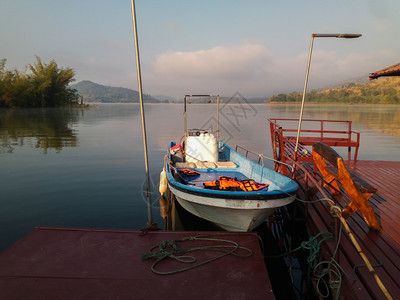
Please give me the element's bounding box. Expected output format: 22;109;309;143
312;33;362;39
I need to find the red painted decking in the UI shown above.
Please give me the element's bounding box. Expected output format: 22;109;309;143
295;160;400;299
346;160;400;247
0;227;274;300
268;118;400;298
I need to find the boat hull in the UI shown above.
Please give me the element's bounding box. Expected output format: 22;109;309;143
169;184;296;231
166;140;298;232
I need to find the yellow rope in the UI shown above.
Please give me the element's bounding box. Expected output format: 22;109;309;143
311;196;393;299
336;213;393;300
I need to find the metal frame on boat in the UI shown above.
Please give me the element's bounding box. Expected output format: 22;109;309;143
164;95;298;231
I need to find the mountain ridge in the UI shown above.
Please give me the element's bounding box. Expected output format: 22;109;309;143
268;77;400;104
70;80;164;103
71;77;400;104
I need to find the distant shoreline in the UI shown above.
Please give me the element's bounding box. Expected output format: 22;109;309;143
80;101;399;105
267;102;400;105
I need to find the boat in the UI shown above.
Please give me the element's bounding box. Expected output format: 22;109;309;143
163;95;299;231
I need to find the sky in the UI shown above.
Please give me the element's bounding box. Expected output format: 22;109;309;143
1;0;400;99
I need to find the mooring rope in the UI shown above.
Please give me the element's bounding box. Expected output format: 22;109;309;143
266;231;334;264
275;182;393;300
141;234;253;275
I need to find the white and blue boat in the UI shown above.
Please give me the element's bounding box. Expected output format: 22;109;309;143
164;95;298;231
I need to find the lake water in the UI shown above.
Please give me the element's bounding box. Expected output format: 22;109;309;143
1;103;399;251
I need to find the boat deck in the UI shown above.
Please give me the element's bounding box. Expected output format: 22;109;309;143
0;227;274;300
295;160;400;299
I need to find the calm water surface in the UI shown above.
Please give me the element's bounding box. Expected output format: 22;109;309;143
1;103;399;251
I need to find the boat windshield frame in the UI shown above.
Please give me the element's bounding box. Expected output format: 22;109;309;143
184;94;220;142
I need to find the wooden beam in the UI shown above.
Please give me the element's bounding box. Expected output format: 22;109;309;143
312;143;381;231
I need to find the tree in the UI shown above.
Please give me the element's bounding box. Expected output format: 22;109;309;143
266;77;400;104
0;57;79;108
269;93;287;102
381;88;399;104
28;56;77;107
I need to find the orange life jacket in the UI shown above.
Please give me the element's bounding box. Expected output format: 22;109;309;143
217;176;241;189
178;169;200;177
203;176;263;192
203;176;235;189
238;179;258;192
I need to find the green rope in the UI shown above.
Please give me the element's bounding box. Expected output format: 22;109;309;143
273;189;387;298
141;234;253;275
266;231;334;265
266;231;335;298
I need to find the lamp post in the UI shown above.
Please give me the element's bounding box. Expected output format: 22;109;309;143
294;33;362;159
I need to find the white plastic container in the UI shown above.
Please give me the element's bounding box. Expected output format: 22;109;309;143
186;132;218;163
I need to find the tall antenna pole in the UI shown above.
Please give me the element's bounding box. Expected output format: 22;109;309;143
130;0;154;227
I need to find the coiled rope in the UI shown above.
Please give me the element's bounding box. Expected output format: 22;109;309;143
276;181;392;299
142;234;253;275
267;231;333;264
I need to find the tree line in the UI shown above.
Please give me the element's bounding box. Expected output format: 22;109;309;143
0;57;80;108
268;78;400;104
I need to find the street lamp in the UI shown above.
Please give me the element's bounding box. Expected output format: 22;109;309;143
294;33;362;158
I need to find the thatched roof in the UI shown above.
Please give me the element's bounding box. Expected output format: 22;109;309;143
369;62;400;80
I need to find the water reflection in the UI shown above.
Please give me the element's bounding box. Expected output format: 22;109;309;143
0;108;83;153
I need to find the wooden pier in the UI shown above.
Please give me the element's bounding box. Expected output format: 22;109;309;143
269;118;400;299
297;160;400;299
0;227;274;300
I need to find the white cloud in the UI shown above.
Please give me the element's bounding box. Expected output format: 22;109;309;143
148;44;275;97
153;44;272;78
306;49;398;89
132;44;400;98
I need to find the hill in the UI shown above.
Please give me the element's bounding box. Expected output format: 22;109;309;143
70;80;162;103
322;76;370;90
268;77;400;104
70;82;269;103
153;94;180;102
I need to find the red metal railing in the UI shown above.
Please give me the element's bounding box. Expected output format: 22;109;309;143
268;118;360;162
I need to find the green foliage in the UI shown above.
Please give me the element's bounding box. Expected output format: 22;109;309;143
0;57;79;108
268;78;400;104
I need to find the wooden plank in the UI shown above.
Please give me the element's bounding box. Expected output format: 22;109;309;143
346;161;400;244
0;227;274;300
306;193;400;299
299;161;400;299
346;161;400;195
272;118;400;297
308;199;398;299
283;140;312;160
311;144;380;231
326;167;377;194
307;163;400;253
305;202;371;299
